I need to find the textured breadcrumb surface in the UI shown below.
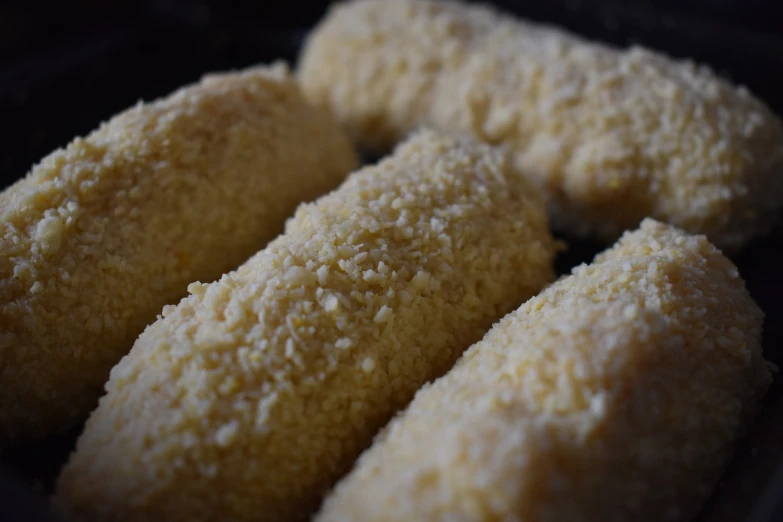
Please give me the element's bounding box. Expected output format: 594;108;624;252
0;63;358;443
299;0;783;251
316;219;772;522
54;130;556;522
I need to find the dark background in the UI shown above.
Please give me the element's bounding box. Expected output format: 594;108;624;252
1;1;783;521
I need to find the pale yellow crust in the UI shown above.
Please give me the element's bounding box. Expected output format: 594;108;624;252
316;219;772;522
299;0;783;251
0;63;358;443
54;130;556;522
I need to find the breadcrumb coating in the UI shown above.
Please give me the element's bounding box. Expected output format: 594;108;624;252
298;0;783;251
316;219;772;522
0;63;358;443
54;130;556;522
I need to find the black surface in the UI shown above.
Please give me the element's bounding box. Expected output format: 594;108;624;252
0;1;782;521
750;462;783;522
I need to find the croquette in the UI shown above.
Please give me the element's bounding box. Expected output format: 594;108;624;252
0;63;358;443
298;0;783;251
316;219;772;522
54;130;557;522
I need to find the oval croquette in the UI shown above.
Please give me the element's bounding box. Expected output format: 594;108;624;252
0;63;358;443
316;219;771;522
299;0;783;251
54;130;556;522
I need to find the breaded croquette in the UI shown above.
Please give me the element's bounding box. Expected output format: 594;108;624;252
54;130;556;522
316;219;772;522
298;0;783;252
0;63;358;443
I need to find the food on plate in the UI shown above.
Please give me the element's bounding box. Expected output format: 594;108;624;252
299;0;783;251
316;218;771;522
55;130;556;522
0;63;358;443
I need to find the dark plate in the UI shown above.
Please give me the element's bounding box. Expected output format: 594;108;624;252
0;1;782;520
